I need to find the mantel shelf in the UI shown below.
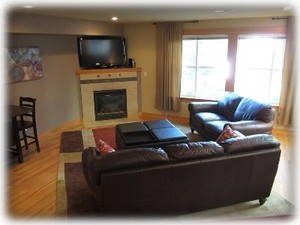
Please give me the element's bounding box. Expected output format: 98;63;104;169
75;67;142;75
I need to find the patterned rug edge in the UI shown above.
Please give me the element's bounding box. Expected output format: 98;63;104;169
56;129;95;217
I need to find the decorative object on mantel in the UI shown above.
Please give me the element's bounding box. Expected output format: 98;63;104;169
6;47;43;82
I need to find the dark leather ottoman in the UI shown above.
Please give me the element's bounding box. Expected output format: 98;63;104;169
116;119;189;149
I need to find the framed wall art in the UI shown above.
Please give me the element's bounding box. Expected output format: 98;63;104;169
6;47;43;82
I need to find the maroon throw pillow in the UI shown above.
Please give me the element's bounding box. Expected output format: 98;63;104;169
97;139;115;155
216;125;244;144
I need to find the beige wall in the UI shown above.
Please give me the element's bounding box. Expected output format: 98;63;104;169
8;12;124;35
6;13;124;133
7;34;82;133
124;23;160;114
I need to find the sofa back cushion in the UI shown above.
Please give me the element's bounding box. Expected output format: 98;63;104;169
233;98;274;122
220;134;280;154
218;92;243;121
164;141;224;161
94;148;170;174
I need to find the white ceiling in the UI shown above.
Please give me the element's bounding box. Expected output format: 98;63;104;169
9;2;294;24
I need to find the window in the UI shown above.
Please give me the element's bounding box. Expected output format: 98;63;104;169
180;34;287;105
234;36;286;105
180;36;229;100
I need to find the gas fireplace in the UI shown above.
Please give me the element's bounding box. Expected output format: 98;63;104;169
94;89;127;121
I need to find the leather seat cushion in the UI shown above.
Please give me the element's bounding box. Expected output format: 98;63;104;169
205;120;229;134
193;112;227;128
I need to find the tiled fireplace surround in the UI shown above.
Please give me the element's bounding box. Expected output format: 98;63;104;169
76;68;142;128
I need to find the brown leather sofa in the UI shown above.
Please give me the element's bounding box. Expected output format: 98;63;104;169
82;134;281;215
188;92;275;141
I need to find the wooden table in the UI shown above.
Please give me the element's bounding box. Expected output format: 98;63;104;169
8;105;31;163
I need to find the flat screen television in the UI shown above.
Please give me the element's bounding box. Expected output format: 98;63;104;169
77;36;127;69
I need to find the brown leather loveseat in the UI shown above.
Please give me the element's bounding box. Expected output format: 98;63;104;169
188;92;275;141
82;134;281;215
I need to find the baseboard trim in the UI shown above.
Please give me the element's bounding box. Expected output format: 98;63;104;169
39;118;83;139
39;116;292;140
139;112;189;125
38;114;189;140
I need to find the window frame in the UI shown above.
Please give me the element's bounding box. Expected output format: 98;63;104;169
234;35;287;105
180;35;229;100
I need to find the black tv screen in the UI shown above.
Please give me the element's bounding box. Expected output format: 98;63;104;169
77;36;127;69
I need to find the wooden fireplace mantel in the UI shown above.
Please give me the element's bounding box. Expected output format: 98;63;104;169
75;67;142;75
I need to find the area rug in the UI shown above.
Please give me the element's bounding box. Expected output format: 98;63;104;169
56;125;295;220
56;127;116;217
60;131;84;153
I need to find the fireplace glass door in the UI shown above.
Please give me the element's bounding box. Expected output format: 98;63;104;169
94;89;127;120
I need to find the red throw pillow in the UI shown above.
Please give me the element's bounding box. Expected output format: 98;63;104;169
216;125;244;144
97;139;115;155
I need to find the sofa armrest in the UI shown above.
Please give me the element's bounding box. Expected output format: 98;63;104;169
82;147;102;189
220;134;280;154
188;101;218;114
226;120;274;135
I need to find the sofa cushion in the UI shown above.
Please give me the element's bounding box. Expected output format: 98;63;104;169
233;98;273;122
193;112;227;128
218;92;243;121
164;141;224;161
93;148;169;173
216;125;245;144
220;134;280;154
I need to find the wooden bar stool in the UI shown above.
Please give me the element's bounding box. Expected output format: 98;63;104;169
17;97;40;152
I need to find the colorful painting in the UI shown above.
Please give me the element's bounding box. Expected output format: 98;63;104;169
6;47;43;82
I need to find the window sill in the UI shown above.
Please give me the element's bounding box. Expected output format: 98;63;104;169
180;97;218;102
180;97;279;109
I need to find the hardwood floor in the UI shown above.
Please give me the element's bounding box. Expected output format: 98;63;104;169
7;119;83;218
6;117;294;218
270;128;295;204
